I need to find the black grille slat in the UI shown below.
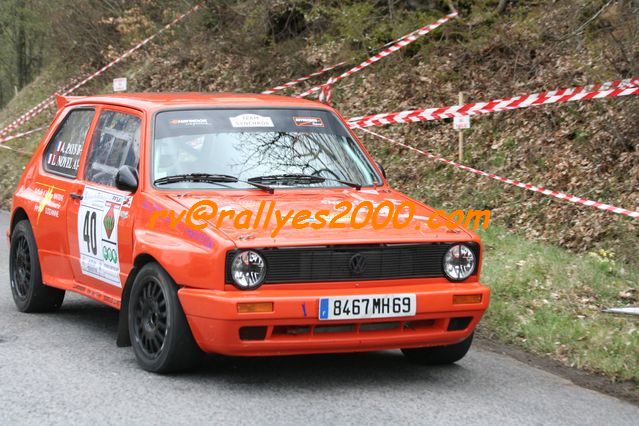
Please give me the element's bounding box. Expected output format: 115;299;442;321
226;243;479;284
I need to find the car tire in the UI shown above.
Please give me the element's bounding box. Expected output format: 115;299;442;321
128;262;203;373
9;220;65;312
401;332;474;365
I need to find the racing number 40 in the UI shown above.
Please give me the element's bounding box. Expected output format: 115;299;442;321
83;210;97;255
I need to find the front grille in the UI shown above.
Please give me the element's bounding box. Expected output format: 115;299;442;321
225;243;478;284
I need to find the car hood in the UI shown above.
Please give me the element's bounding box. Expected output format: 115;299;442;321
163;189;475;248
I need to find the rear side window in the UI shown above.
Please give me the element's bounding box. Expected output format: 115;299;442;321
84;110;141;187
43;109;95;178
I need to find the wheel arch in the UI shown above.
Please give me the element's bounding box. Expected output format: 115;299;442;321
10;207;30;236
116;253;161;347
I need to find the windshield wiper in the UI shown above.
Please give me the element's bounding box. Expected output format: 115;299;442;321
154;173;274;193
248;173;362;190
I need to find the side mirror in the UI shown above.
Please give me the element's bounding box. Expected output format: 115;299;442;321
115;165;139;192
375;161;387;179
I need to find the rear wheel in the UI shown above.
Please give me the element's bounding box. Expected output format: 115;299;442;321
9;220;65;312
402;332;474;365
128;262;203;373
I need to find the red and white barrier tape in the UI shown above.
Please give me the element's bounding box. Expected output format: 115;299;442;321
261;62;346;95
263;12;456;97
295;11;458;99
0;145;33;156
60;0;204;100
318;77;337;105
381;28;422;49
357;127;639;219
0;1;205;140
348;77;639;128
0;142;35;156
263;17;445;96
0;127;45;146
0;77;79;138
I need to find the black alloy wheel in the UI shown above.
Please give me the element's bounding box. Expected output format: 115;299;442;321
133;278;168;359
128;262;203;373
11;234;31;301
9;220;65;312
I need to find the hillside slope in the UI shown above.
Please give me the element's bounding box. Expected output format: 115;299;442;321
2;0;636;261
0;0;637;385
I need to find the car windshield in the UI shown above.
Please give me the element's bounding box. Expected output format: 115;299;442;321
152;108;381;189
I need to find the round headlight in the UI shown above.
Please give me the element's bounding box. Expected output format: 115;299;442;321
443;244;476;281
231;250;267;289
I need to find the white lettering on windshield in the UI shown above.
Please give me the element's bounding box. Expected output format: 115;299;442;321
229;114;274;128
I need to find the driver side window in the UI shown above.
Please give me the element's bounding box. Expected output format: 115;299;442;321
84;110;140;187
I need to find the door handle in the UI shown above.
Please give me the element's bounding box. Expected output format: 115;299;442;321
70;193;83;200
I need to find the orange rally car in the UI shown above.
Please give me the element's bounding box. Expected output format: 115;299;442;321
8;93;489;373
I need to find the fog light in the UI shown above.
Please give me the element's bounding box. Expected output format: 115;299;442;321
239;326;267;341
453;294;483;304
448;317;472;331
237;302;273;313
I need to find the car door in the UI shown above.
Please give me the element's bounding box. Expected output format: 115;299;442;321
66;106;142;306
34;107;97;287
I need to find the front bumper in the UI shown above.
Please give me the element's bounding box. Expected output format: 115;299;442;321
178;282;490;356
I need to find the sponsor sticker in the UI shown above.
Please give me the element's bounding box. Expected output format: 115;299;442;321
293;116;324;127
169;118;211;127
77;186;126;287
46;140;82;174
33;182;65;224
229;114;274;128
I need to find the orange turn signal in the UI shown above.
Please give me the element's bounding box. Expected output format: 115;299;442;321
237;302;274;313
453;294;483;305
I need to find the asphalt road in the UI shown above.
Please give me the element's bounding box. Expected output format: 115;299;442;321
0;211;637;425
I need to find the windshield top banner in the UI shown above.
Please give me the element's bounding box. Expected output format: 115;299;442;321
155;109;349;138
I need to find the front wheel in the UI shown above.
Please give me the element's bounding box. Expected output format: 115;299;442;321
10;220;65;312
402;332;474;365
128;262;203;373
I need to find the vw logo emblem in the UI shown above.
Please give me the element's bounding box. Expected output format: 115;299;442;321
349;253;367;275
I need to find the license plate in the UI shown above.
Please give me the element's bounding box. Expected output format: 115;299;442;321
318;294;416;320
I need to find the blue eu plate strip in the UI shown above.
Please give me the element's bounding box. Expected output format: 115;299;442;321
319;298;329;319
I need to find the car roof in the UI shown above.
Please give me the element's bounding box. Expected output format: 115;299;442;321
61;92;332;112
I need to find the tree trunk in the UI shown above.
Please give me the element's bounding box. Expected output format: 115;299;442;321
15;1;27;90
496;0;509;14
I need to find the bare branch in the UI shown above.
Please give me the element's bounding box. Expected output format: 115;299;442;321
562;0;614;40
